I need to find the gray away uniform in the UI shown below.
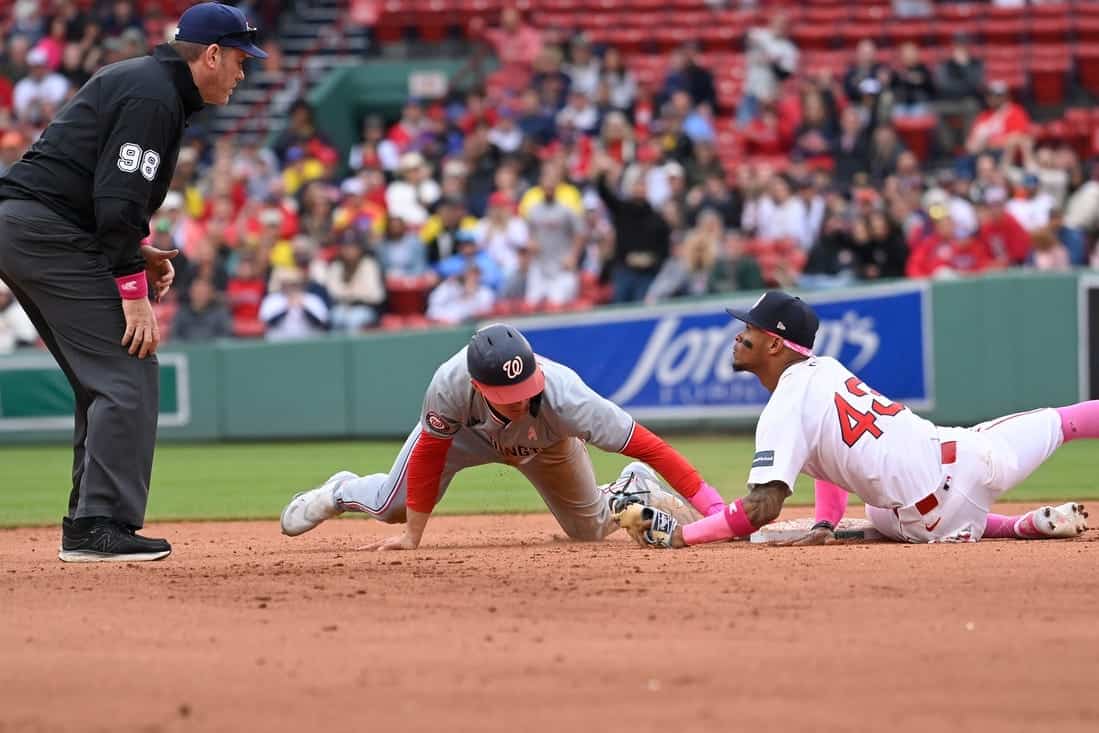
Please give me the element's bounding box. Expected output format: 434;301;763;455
333;348;638;540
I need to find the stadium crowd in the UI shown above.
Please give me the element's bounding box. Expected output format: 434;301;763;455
2;1;1099;352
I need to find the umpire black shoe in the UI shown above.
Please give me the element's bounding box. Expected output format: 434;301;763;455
59;517;172;563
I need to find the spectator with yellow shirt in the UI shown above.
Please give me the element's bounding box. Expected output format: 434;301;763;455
421;195;479;264
518;162;582;218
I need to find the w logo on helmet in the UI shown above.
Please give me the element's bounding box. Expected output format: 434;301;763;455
502;356;524;380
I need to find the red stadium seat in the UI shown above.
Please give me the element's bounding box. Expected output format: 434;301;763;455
1076;44;1099;96
893;115;937;163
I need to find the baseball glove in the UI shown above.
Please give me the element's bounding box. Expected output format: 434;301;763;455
614;504;679;548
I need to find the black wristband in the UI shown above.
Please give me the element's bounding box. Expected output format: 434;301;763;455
811;520;835;532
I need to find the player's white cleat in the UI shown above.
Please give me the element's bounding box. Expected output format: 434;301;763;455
280;471;356;536
1020;503;1089;538
605;461;702;524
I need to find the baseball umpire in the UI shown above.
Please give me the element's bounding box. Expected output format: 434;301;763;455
0;3;267;562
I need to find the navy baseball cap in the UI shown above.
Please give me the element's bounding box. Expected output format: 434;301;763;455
175;2;268;58
727;291;819;356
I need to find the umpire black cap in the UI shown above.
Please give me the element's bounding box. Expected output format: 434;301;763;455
175;2;268;58
467;324;545;404
726;291;818;356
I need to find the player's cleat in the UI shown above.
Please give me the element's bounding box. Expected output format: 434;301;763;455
58;516;172;563
605;462;702;524
1017;503;1089;539
280;471;356;536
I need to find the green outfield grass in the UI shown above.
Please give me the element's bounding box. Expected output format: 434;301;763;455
1;436;1096;527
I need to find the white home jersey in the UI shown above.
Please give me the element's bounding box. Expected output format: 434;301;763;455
419;347;636;463
747;356;942;508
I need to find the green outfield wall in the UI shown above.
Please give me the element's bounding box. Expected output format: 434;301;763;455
1;273;1096;445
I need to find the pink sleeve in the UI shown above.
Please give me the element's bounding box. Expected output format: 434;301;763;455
813;480;849;527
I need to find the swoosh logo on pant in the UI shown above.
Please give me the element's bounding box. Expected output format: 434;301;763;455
924;518;942;532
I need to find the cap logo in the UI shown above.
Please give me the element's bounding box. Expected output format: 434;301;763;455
503;356;524;380
776;321;786;331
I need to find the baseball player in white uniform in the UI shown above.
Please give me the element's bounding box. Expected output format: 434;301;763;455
616;291;1093;548
279;323;727;550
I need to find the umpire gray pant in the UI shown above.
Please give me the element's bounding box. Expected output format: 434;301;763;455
0;198;158;528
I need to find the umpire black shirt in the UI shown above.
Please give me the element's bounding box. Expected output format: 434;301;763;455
0;44;204;277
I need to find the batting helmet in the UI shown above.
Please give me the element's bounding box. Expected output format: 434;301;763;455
467;324;545;404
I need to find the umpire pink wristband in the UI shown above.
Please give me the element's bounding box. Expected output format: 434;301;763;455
115;272;148;300
689;481;726;517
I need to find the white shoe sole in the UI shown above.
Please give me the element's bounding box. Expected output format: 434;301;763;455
280;472;353;537
58;549;172;563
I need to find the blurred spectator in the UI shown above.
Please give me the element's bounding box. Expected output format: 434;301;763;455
600;47;637;112
519;162;582;217
795;178;827;252
525;176;585;304
833;107;873;185
565;34;600;98
556;89;600;137
891;43;936;119
422;195;478;264
380;215;429;277
171;279;233;343
99;0;142;38
936;34;984;154
259;269;330;341
322;228;386;332
348;114;388;173
923;171;978;237
488;109;524;154
907;212;994;278
386;152;441;227
595;156;672;303
426;265;495;324
1064;163;1099;234
743;174;806;247
686;171;740;229
471;7;543;93
516;87;557;146
226;255;267;326
965;81;1030;162
476;191;529;277
976;186;1031;266
844;40;886;103
867;125;905;184
645;208;727;302
803;212;861;287
579;190;613;277
864;210;910;279
739;14;798;126
273;99;331;167
1006;174;1055;233
531;46;571;109
500;243;534;300
13;46;70;124
1046;208;1087;266
0;279;37;353
681;42;717;111
792;91;837;164
1028;227;1070;272
437;229;505;292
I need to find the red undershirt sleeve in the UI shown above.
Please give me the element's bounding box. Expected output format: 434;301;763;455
620;423;703;499
405;431;453;513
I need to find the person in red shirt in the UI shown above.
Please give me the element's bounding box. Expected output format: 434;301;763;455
226;253;267;325
966;80;1031;158
975;185;1031;265
907;208;995;278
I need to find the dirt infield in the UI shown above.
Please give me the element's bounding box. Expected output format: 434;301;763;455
2;503;1097;733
